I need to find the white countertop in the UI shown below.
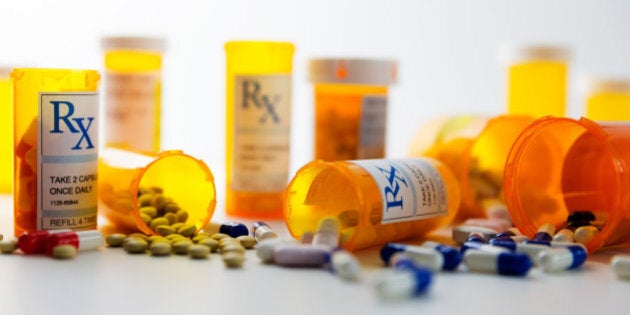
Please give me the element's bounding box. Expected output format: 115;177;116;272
1;194;629;315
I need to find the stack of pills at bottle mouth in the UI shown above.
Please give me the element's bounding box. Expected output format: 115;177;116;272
255;217;361;281
0;229;104;260
104;220;257;267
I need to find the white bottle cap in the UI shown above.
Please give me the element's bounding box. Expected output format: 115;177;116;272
499;44;571;64
309;58;397;85
101;36;166;52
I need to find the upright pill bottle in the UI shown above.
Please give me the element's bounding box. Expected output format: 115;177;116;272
225;41;295;218
503;45;570;117
308;58;397;161
584;77;630;121
408;115;534;221
0;67;11;193
285;158;460;251
504;116;630;252
98;148;216;235
12;68;100;236
101;36;166;154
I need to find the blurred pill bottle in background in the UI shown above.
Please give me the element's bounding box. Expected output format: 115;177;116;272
502;45;570;118
409;115;534;222
101;36;166;154
583;76;630;121
309;58;397;161
225;41;295;219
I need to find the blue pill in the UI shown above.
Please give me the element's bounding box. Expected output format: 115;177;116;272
464;250;532;276
219;222;249;238
538;245;588;272
423;242;462;271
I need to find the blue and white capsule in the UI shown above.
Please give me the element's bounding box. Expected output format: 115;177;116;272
526;223;555;245
464;250;532;276
422;241;462;271
375;254;433;300
380;243;443;272
537;245;587;272
204;221;249;238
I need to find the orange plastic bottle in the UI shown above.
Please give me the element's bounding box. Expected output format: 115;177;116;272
12;68;100;236
504;116;630;252
584;77;630;121
0;67;11;193
409;115;534;221
285;158;460;251
309;58;397;161
224;41;294;219
98;148;216;235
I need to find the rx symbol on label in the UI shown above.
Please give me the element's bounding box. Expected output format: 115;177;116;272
241;80;281;124
49;100;95;150
377;165;408;211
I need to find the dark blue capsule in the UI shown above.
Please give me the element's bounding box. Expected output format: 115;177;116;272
218;222;249;238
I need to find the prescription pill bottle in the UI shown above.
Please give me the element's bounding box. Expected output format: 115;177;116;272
101;36;166;154
308;58;397;161
502;45;570;117
409;115;535;221
98;148;216;235
225;41;295;219
12;68;100;236
504;116;630;252
0;67;11;193
584;77;630;121
285;158;460;251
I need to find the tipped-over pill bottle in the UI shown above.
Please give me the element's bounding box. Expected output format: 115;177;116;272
504;116;630;252
12;68;100;236
584;77;630;121
408;115;534;221
225;41;294;219
502;45;570;117
101;36;166;154
308;58;397;161
0;67;11;193
98;148;216;235
285;158;460;251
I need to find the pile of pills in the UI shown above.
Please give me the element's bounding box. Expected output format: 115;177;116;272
0;230;103;260
106;221;257;268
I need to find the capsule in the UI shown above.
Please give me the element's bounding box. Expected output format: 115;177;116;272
251;221;278;241
514;241;584;266
574;225;599;244
552;229;575;243
452;225;497;244
273;244;332;267
537;245;587;272
380;243;444;272
256;238;297;263
300;231;314;244
17;229;72;254
375;256;433;300
44;230;104;256
328;250;361;281
203;221;249;238
527;223;555;245
422;241;462;271
464;250;531;276
311;216;340;248
611;255;630;280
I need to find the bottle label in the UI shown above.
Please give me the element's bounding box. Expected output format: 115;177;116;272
357;95;387;158
38;92;99;230
352;158;448;224
232;74;291;192
104;72;160;153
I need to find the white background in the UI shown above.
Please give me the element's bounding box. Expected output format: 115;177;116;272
2;0;630;214
2;2;630;313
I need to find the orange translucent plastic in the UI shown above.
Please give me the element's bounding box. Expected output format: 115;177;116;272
314;83;388;160
12;68;100;236
225;41;294;219
0;73;11;193
409;115;534;221
98;149;216;235
507;61;567;117
504;116;630;252
284;158;460;251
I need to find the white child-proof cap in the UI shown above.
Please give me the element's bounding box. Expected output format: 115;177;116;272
309;58;397;85
101;36;167;52
499;44;571;64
